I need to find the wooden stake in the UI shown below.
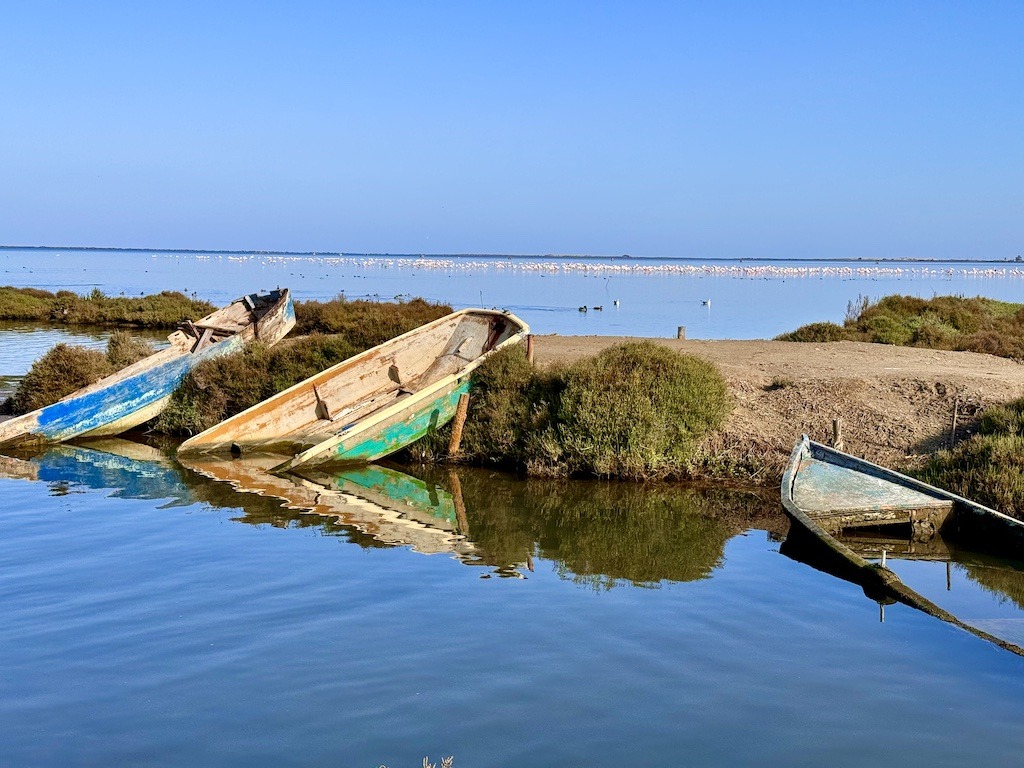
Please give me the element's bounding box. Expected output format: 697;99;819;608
448;392;471;457
526;334;535;365
949;397;960;449
832;418;844;451
677;325;686;340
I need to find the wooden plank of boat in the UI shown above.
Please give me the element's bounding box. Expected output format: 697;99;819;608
177;308;530;471
0;289;295;447
782;434;1024;657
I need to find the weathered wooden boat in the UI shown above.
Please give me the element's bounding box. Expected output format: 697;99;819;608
0;289;294;447
782;435;1024;655
177;308;529;471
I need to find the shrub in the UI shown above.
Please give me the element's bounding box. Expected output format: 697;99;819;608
8;344;114;414
457;346;564;470
775;322;844;342
555;342;732;479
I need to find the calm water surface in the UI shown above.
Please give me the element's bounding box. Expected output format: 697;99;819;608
3;251;1024;765
1;442;1023;766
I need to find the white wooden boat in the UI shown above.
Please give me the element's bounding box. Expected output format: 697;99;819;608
0;289;294;447
177;308;529;471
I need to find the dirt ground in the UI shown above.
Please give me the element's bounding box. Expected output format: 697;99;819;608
533;336;1024;483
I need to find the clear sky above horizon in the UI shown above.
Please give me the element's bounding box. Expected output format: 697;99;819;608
2;1;1021;259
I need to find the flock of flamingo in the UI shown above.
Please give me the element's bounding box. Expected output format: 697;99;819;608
171;253;1024;280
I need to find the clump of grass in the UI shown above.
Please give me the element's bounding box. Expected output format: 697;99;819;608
777;294;1024;359
764;376;796;391
916;433;1024;520
156;335;359;435
8;344;114;414
0;286;216;328
294;296;452;348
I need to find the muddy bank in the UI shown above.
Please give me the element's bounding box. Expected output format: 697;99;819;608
534;336;1024;483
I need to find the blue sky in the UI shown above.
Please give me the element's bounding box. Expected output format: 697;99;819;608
1;1;1021;258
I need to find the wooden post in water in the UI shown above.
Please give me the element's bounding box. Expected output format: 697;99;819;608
448;393;471;457
832;418;844;451
526;334;535;365
949;397;960;449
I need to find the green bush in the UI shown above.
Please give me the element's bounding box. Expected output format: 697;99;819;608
8;344;114;414
779;294;1024;359
555;342;731;479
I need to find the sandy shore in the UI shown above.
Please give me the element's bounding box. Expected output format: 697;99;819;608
534;335;1024;481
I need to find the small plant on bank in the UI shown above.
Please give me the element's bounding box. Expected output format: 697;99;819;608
775;321;845;343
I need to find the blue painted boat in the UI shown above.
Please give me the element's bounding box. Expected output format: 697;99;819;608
0;289;294;447
177;308;529;471
782;435;1024;656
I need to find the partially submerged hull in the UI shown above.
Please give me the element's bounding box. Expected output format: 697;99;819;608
782;435;1024;656
178;308;529;471
0;289;294;447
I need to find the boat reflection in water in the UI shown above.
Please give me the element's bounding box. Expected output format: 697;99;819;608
0;438;785;588
782;521;1024;653
178;453;480;562
0;438;194;504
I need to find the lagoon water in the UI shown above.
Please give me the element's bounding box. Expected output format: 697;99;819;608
4;247;1024;339
3;249;1024;765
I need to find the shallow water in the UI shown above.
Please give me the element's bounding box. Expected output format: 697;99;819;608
5;248;1024;338
1;442;1023;766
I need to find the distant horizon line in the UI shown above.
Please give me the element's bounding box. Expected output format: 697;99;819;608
1;244;1021;265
